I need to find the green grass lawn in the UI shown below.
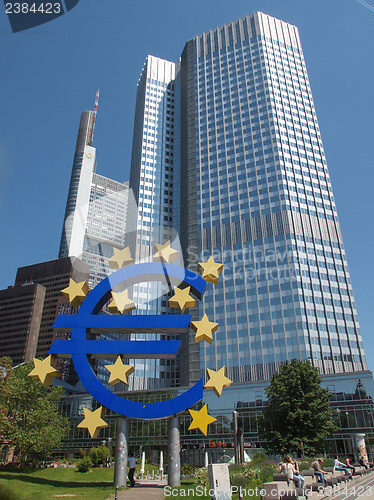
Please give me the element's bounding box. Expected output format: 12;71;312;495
0;466;119;500
0;463;161;500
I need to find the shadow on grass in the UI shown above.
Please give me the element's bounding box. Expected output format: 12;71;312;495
132;483;166;489
0;474;113;488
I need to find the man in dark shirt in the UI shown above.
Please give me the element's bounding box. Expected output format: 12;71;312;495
128;452;136;487
311;458;327;485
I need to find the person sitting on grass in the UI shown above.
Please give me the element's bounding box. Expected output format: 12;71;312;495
311;458;327;485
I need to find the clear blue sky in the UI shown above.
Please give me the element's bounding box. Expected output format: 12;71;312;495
0;0;373;371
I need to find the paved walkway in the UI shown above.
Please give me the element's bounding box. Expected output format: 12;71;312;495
106;480;167;500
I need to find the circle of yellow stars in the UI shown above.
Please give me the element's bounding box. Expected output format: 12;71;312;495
30;243;231;439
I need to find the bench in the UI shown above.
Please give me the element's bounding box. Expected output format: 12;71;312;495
261;463;374;500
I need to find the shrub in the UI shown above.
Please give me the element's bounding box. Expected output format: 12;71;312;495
89;448;99;466
76;456;92;472
251;451;268;465
181;463;198;476
193;467;209;487
259;463;279;483
230;475;249;489
88;445;109;466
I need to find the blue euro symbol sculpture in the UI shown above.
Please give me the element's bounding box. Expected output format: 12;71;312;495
50;262;207;419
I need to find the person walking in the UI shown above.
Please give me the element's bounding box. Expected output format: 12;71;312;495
311;458;327;485
128;452;136;487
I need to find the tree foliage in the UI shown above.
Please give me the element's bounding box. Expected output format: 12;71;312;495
259;359;338;456
0;359;68;463
0;357;13;437
89;444;110;466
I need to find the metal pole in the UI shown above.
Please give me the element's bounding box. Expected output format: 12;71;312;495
168;415;181;487
238;427;244;464
114;417;129;488
233;411;239;464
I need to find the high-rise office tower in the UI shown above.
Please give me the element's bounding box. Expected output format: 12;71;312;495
0;257;90;362
0;283;45;364
127;55;181;390
180;11;367;385
129;12;372;408
59;95;129;288
83;175;129;288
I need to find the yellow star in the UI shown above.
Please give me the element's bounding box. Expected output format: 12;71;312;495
108;247;133;269
61;279;89;308
204;367;233;397
108;290;136;314
191;314;218;344
168;286;195;313
153;241;178;263
104;357;135;386
188;404;217;436
28;355;61;387
198;256;223;284
77;406;109;439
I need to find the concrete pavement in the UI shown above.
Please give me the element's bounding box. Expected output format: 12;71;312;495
107;480;167;500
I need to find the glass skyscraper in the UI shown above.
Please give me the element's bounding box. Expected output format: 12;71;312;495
59;106;129;288
127;55;182;390
129;12;372;407
180;11;367;384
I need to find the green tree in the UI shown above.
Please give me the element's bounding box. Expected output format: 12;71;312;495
0;359;68;464
0;357;13;436
259;359;338;456
89;444;110;466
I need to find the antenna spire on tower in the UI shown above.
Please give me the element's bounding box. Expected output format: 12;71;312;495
90;89;100;144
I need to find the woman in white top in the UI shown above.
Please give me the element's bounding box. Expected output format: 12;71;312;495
280;456;304;488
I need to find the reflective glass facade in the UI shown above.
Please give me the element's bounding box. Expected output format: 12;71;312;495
129;12;370;402
180;12;367;385
128;56;181;390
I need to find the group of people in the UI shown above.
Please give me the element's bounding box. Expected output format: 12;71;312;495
281;455;369;488
310;456;354;485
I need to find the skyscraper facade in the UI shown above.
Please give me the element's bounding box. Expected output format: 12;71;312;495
129;12;372;406
6;257;89;360
127;55;181;390
59;105;129;288
180;11;368;388
59;109;97;260
0;282;45;364
55;12;374;458
82;174;129;288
